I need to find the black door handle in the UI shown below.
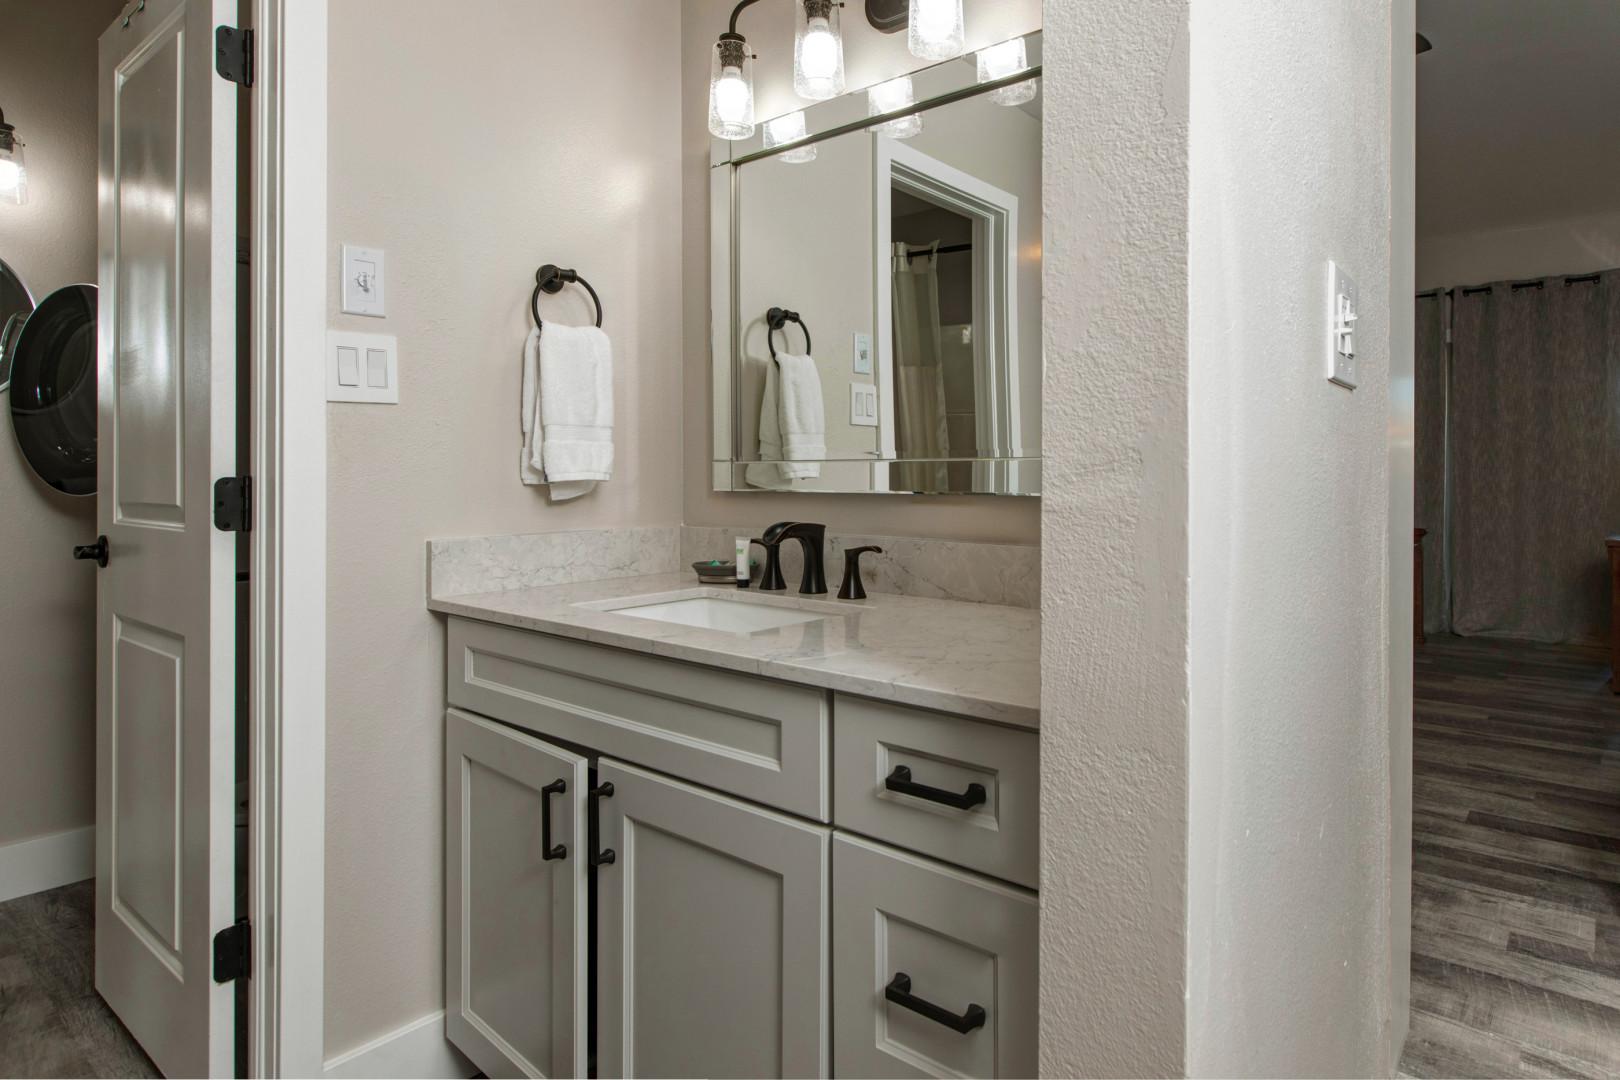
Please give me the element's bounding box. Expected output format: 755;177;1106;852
73;535;110;568
884;765;987;810
884;973;986;1033
590;781;616;865
540;779;567;861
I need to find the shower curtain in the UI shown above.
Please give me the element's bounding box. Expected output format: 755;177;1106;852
1414;293;1448;635
891;242;950;492
1445;271;1620;644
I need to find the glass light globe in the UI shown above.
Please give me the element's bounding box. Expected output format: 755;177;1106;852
0;143;25;206
708;37;756;140
868;76;922;139
794;0;845;100
764;111;817;164
977;38;1038;106
908;0;964;61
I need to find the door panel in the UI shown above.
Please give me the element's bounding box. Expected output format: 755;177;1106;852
446;709;589;1079
596;759;829;1079
94;0;238;1076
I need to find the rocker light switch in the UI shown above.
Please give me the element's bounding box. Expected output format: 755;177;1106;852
850;382;879;427
328;331;398;403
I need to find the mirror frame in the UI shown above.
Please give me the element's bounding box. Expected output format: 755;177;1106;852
0;256;37;394
709;30;1042;496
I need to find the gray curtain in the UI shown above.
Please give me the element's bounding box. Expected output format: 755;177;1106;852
892;242;950;492
1414;294;1448;635
1448;272;1620;644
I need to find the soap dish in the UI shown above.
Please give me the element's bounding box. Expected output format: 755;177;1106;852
693;560;739;585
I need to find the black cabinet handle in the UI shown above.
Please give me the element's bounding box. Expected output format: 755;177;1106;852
590;781;616;866
884;973;986;1034
540;779;567;861
884;765;987;810
73;535;109;568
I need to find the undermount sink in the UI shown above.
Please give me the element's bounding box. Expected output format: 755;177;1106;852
601;594;833;634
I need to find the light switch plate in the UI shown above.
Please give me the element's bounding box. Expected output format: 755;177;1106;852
328;331;398;403
853;333;873;375
850;382;879;427
1327;260;1359;390
341;244;386;317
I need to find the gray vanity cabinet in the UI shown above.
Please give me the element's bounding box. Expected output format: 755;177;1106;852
595;759;830;1079
445;708;589;1079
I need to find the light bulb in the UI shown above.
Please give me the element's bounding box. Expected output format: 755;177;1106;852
708;36;756;140
801;20;838;80
715;69;750;123
868;76;922;140
908;0;964;61
764;111;816;164
977;38;1038;106
793;0;845;101
0;159;19;192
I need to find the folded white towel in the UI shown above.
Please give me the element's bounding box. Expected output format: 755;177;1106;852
774;353;825;478
520;324;613;501
746;358;792;489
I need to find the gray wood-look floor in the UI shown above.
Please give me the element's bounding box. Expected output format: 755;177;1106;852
1399;634;1620;1080
0;879;159;1079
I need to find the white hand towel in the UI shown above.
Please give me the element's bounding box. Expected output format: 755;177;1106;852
746;358;792;489
774;352;824;480
519;324;613;501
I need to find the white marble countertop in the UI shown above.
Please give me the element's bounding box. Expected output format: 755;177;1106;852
428;572;1040;728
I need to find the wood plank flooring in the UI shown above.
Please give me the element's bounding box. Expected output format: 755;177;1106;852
1399;635;1620;1079
0;879;158;1079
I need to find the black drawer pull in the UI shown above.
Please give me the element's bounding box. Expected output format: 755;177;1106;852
884;972;986;1033
884;765;987;810
590;781;616;866
540;779;567;861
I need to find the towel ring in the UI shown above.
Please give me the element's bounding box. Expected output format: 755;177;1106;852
766;307;811;360
531;264;603;330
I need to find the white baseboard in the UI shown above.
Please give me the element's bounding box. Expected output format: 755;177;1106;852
323;1010;475;1079
0;826;94;904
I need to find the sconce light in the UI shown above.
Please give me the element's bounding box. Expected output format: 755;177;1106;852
794;0;846;101
764;110;817;163
868;75;921;139
0;108;26;206
908;0;963;61
976;38;1037;106
709;31;757;140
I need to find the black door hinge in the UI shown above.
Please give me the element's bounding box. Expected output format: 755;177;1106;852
215;26;253;87
214;475;252;532
212;918;252;983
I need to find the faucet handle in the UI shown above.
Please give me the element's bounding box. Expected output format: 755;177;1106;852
838;546;884;601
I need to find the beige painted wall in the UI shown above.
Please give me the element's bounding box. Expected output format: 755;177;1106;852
1184;1;1402;1075
0;0;123;848
1038;1;1191;1074
681;0;1043;541
323;0;684;1057
1417;210;1620;290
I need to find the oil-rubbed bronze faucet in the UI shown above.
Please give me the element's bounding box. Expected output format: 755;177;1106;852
759;521;827;595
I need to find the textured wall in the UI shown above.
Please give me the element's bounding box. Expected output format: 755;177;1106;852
1038;1;1191;1075
680;0;1044;540
0;0;123;848
323;0;684;1058
1184;2;1399;1075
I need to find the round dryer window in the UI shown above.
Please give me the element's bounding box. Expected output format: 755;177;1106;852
9;284;97;496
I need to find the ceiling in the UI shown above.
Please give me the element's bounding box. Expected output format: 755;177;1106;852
1417;0;1620;237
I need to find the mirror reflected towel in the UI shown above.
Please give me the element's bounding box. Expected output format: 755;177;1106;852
746;350;824;488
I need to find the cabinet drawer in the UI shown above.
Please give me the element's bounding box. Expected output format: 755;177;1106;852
832;834;1037;1079
448;618;829;819
833;695;1038;887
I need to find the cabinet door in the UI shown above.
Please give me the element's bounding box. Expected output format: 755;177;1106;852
446;708;589;1078
833;834;1037;1079
596;759;829;1079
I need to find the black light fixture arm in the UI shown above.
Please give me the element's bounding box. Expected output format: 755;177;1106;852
727;0;764;37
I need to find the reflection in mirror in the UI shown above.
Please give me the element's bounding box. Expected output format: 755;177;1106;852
714;32;1041;496
0;257;35;393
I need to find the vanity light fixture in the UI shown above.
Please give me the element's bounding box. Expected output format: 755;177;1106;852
794;0;846;100
907;0;963;61
976;38;1037;106
0;108;26;206
868;75;922;139
763;110;817;163
709;33;757;140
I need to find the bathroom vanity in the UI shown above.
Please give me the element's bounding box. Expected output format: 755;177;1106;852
432;575;1039;1079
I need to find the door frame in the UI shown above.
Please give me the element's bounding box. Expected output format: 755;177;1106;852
244;0;327;1074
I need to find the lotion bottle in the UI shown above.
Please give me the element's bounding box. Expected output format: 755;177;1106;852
735;536;750;588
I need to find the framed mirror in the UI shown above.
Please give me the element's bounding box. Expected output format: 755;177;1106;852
0;256;35;393
711;31;1041;496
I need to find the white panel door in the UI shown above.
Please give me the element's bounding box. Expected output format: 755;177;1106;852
94;0;239;1076
445;709;589;1079
596;759;830;1079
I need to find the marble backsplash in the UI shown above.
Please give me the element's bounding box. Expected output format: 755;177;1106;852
428;526;679;599
681;525;1040;609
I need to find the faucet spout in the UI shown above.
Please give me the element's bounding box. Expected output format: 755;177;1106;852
759;521;828;595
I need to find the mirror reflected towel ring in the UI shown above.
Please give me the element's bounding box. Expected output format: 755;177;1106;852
0;257;36;393
10;283;97;496
766;306;811;360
